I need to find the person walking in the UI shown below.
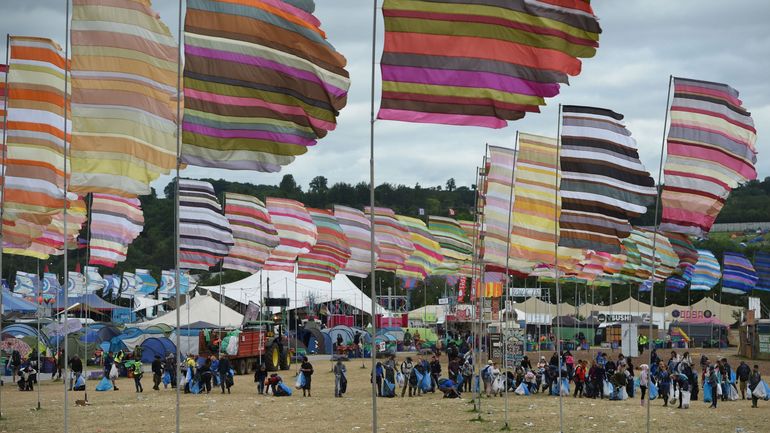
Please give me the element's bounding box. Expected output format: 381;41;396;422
573;360;586;398
199;357;213;394
218;355;233;394
749;364;762;408
334;359;347;397
736;361;751;400
658;363;671;407
708;365;719;408
53;349;64;381
254;363;268;395
639;364;649;406
152;355;164;391
400;357;415;397
300;356;314;397
626;358;635;398
461;359;473;393
429;355;442;393
131;360;144;393
164;353;176;389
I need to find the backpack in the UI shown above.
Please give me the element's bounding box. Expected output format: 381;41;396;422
482;366;492;381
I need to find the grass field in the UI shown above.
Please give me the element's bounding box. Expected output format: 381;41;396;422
0;348;767;433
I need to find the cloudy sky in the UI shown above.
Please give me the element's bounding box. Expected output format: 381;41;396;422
2;0;768;193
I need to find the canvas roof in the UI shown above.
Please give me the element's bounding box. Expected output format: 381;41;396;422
202;270;385;316
134;294;244;329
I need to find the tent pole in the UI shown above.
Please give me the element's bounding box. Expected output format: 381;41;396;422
647;74;674;433
173;0;184;431
0;32;11;421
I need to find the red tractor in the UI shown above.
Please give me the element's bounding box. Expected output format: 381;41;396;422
198;321;292;375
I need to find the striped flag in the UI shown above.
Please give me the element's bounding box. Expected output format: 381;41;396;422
297;209;351;283
333;205;378;278
395;215;443;281
754;252;770;292
481;146;516;271
722;252;758;295
264;198;317;272
558;106;656;253
69;0;178;196
4;36;69;219
222;193;280;273
690;250;720;291
182;0;350;171
378;0;601;128
179;179;234;270
366;207;414;272
88;194;144;268
429;216;472;276
661;78;757;237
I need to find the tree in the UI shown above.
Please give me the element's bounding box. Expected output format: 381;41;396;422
446;178;456;192
279;174;302;198
309;175;328;194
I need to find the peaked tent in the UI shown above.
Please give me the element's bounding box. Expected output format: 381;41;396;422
134;294;244;329
202;270;385;316
1;291;38;313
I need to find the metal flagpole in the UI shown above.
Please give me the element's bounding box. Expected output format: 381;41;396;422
218;192;224;358
0;32;11;421
367;1;379;431
475;151;489;419
61;1;71;428
174;1;184;432
647;75;674;433
502;132;519;429
360;276;365;368
36;259;42;410
555;105;564;433
468;164;481;410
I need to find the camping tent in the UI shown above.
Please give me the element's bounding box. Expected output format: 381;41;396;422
140;337;176;362
201;270;385;316
1;291;38;313
134;294;244;329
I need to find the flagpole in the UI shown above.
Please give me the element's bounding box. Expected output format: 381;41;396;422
502;132;519;429
555;104;564;433
174;0;184;432
0;32;11;421
474;150;488;418
218;192;224;358
36;259;42;410
367;1;378;431
647;74;674;433
62;1;71;429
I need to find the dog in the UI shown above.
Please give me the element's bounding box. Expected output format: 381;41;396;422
75;399;90;407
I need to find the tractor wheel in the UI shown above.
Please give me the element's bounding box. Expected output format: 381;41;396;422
266;344;281;371
280;349;291;370
234;359;246;375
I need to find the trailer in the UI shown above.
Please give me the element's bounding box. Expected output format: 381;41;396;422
198;321;292;374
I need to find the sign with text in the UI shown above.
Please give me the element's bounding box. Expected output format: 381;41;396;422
509;288;542;298
597;313;632;323
504;328;526;369
670;309;712;320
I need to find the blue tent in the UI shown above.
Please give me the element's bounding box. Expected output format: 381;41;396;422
140;337;176;363
2;291;37;313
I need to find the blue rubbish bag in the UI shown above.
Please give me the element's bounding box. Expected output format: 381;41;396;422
95;376;113;391
162;371;171;385
550;381;559;396
649;382;658;400
277;382;293;396
190;380;201;394
560;378;570;396
74;375;86;390
420;371;432;392
703;382;712;403
730;371;736;384
295;372;306;389
456;372;464;386
383;378;396;397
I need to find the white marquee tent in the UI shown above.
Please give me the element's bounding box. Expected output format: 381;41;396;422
135;294;244;329
202;270;386;316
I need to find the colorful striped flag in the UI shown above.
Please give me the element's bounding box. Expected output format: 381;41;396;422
754;252;770;292
690;249;720;291
182;0;350;171
297;209;351;283
88;194;144;268
666;232;699;271
395;215;443;281
222;193;280;273
179;179;234;270
334;205;378;278
661;77;758;237
366;207;414;272
378;0;601;128
4;36;69;219
721;252;758;295
69;0;178;196
558;106;656;253
481;145;516;271
264;197;317;272
429;215;473;275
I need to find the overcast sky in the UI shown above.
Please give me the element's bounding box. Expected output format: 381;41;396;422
2;0;768;193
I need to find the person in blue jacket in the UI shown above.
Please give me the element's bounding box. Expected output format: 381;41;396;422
657;362;671;407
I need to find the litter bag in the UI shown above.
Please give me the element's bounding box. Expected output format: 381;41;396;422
560;378;570;396
162;371;171;385
703;382;712;402
515;382;529;396
752;380;768;400
396;372;405;387
95;376;113;391
295;372;306;389
602;380;612;398
648;382;658;400
109;364;119;380
680;390;691;408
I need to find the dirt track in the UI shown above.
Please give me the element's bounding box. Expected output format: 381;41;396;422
0;348;767;433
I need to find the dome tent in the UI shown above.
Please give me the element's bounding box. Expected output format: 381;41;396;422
139;337;176;363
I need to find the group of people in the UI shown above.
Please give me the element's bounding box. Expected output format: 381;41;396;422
180;353;234;394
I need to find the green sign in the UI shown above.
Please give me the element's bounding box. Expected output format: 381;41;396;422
759;334;770;354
